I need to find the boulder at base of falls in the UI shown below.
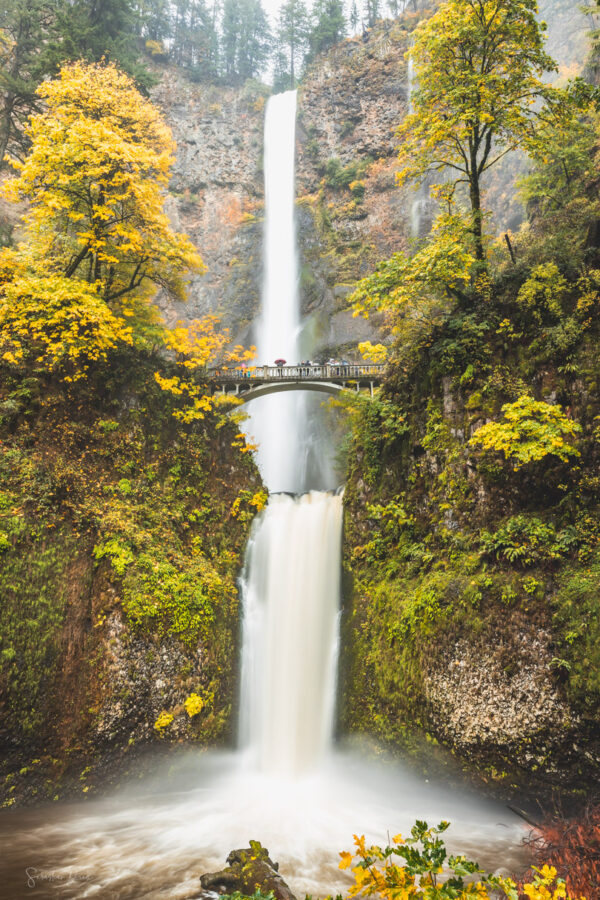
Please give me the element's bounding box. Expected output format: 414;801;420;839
199;842;297;900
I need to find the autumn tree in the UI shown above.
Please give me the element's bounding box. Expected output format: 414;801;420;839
0;60;202;376
397;0;560;261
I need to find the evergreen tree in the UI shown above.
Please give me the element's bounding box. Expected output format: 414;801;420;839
0;0;153;168
363;0;380;28
308;0;346;57
0;0;58;165
52;0;151;85
272;46;290;91
221;0;239;79
221;0;271;83
171;0;219;79
349;0;360;31
276;0;309;87
134;0;171;43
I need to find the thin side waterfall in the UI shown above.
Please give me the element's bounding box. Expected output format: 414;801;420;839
406;47;432;240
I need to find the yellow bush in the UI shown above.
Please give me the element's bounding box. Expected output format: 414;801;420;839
153;711;174;732
337;823;585;900
184;693;204;718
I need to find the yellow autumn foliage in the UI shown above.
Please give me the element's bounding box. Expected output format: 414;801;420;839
0;267;133;376
0;59;204;378
184;693;204;717
469;396;581;469
337;826;585;900
153;711;174;732
358;342;388;364
4;59;202;304
155;315;256;422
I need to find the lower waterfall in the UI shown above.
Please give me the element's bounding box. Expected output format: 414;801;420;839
239;491;343;776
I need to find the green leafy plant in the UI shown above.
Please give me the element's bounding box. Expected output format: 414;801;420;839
220;892;274;900
516;263;568;324
323;157;370;191
481;516;579;567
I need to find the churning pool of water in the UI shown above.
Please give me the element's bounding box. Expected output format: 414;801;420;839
0;747;527;900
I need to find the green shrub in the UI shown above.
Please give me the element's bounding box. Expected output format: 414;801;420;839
481;515;579;567
323;157;370;191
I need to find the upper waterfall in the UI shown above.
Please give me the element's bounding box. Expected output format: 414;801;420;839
259;90;300;364
245;90;306;493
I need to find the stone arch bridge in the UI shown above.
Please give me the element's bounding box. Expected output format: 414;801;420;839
208;364;385;403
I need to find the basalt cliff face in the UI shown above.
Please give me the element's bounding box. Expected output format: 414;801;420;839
153;21;418;360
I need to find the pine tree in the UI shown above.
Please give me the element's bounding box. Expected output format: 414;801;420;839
308;0;346;57
0;0;58;165
0;0;153;168
276;0;309;87
134;0;171;43
221;0;271;83
363;0;380;28
171;0;218;79
52;0;153;88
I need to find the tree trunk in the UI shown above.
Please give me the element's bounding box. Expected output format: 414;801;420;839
469;169;484;262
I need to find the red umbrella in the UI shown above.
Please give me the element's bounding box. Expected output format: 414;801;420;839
274;358;286;366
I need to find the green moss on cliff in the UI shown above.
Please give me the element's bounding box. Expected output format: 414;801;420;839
0;348;261;764
341;112;600;792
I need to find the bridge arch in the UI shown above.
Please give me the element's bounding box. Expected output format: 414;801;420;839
231;380;345;404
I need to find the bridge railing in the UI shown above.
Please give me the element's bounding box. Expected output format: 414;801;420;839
208;364;385;381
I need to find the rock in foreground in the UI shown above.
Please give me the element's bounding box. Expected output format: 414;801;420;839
200;842;297;900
